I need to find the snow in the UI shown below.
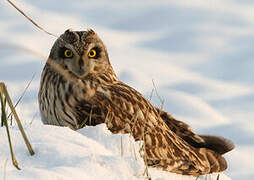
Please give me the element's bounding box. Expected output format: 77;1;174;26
0;122;230;180
1;0;254;179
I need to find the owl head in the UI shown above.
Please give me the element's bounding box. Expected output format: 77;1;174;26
48;29;112;78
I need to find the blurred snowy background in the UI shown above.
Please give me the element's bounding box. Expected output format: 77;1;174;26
0;0;253;179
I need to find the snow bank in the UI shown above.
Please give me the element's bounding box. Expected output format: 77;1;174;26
0;122;231;180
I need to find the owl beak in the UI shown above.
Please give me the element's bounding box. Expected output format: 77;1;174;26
76;68;85;76
72;56;90;78
74;58;86;76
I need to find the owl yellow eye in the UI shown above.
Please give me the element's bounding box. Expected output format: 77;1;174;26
88;49;96;58
64;49;73;58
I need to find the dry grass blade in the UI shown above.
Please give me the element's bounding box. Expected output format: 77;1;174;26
1;83;35;156
6;0;58;38
152;79;164;110
216;174;220;180
142;130;151;180
8;73;36;119
0;84;20;170
29;111;38;125
79;116;88;129
0;93;6;127
88;108;93;126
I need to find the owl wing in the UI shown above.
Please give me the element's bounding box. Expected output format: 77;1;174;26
88;81;231;176
157;109;234;155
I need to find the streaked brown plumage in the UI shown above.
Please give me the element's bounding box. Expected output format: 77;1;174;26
38;29;234;176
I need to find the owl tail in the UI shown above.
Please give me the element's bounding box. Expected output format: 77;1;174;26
198;135;235;155
146;135;231;176
153;109;235;175
165;148;229;176
178;136;234;175
158;109;235;155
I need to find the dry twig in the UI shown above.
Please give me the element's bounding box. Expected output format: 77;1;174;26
6;0;58;37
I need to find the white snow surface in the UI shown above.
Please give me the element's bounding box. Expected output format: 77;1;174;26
1;0;254;179
0;122;230;180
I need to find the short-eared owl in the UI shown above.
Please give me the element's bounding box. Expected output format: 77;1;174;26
38;29;234;176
